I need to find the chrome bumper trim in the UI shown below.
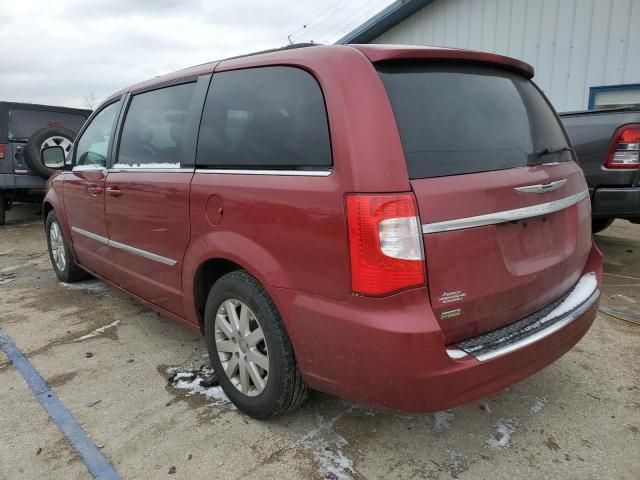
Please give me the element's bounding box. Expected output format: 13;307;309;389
446;274;599;362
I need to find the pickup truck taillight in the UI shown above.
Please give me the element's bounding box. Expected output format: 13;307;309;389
0;144;5;160
346;193;425;296
605;124;640;169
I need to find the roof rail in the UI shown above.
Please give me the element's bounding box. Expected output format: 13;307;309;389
221;43;319;62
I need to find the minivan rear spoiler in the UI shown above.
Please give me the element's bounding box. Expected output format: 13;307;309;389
350;44;534;79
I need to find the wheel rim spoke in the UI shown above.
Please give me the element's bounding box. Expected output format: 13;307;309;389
245;327;264;347
239;303;250;336
239;360;249;394
224;300;240;332
247;348;269;371
225;354;239;378
247;361;265;390
215;314;234;338
215;340;235;353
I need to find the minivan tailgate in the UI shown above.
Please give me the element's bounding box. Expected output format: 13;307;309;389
412;162;592;343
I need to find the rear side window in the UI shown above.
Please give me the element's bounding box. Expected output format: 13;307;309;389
8;109;87;141
116;82;196;168
377;63;571;179
197;66;331;170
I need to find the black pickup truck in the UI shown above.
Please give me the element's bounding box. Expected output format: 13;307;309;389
560;107;640;233
0;102;91;225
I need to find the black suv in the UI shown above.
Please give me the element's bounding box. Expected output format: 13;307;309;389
0;102;91;225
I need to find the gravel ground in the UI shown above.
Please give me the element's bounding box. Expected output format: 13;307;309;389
0;203;638;480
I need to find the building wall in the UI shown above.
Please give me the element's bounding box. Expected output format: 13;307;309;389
372;0;640;112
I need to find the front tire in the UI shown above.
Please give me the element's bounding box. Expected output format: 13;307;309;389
46;211;89;283
204;271;309;418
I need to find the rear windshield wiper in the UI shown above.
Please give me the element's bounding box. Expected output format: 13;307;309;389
535;146;572;157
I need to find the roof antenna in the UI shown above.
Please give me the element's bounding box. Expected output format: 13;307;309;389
287;34;294;45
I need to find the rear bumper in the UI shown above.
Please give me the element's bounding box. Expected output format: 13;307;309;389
271;243;603;413
591;186;640;218
0;173;46;191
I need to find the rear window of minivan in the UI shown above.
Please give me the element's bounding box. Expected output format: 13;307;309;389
377;62;572;179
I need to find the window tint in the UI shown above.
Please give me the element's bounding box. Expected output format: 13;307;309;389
197;67;331;170
74;101;121;168
8;109;88;141
116;83;195;168
377;63;571;179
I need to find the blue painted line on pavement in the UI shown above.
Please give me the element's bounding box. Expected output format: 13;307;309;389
0;327;121;480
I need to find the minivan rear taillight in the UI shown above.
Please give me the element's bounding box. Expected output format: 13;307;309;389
346;193;425;296
0;144;5;160
605;124;640;169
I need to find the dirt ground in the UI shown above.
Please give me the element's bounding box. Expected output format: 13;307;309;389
0;203;638;480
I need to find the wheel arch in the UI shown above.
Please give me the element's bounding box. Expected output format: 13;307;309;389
182;231;295;332
193;257;244;332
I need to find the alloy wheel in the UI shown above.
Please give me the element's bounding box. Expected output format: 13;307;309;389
214;299;269;396
49;221;67;272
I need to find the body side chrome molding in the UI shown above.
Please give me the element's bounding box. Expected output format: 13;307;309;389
71;227;177;266
194;168;332;177
514;178;567;194
71;226;108;244
108;168;194;173
422;189;589;234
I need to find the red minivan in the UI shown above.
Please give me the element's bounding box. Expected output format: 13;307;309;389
42;44;602;418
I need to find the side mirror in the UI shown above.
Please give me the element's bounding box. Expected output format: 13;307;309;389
41;146;66;169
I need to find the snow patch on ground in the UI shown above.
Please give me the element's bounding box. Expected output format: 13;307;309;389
166;367;232;407
74;319;120;341
294;408;356;480
61;280;111;295
486;418;518;449
530;398;548;414
433;410;455;433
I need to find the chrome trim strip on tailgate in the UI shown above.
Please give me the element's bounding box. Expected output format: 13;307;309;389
422;189;589;234
71;227;177;266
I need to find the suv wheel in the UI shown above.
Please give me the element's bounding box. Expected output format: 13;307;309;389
204;271;309;418
46;212;89;283
25;127;76;179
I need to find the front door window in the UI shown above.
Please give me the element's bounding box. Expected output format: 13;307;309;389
74;101;121;168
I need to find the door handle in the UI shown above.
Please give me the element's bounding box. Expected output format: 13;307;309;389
87;184;103;195
106;187;122;198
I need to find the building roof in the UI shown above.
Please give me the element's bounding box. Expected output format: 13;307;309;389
336;0;434;44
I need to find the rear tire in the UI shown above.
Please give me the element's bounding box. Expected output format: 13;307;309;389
204;270;309;418
46;211;89;283
592;217;614;234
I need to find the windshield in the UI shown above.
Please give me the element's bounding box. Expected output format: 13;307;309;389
377;62;572;179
